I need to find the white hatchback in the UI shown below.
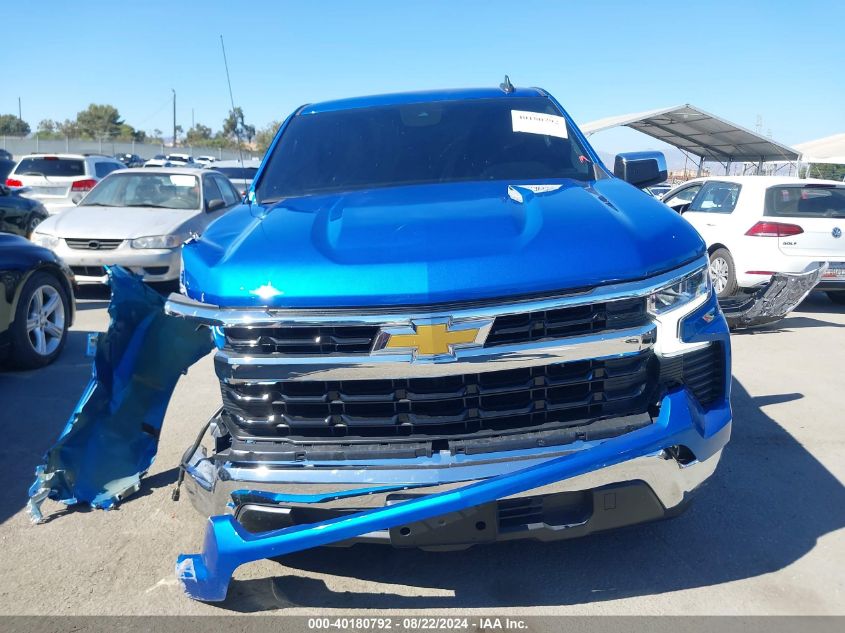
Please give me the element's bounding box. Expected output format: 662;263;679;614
6;153;124;215
662;176;845;304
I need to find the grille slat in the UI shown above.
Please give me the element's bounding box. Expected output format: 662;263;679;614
220;352;655;439
70;265;107;277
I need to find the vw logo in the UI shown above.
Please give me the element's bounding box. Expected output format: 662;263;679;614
833;227;842;239
88;240;101;250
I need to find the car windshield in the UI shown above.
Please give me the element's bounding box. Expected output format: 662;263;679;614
255;96;594;202
213;167;258;180
765;185;845;219
81;173;200;209
15;157;85;178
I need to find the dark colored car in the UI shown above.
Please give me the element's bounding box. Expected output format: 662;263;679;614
0;158;15;182
0;149;12;162
0;183;49;238
115;153;144;168
0;234;75;369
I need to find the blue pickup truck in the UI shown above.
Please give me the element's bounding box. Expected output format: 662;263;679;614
31;83;732;601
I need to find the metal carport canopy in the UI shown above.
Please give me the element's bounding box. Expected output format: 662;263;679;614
580;104;799;163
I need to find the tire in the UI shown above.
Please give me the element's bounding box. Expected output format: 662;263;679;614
25;215;43;239
8;272;70;369
826;291;845;305
709;248;738;298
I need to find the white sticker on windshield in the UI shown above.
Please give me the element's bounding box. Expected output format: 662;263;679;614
169;175;196;187
511;110;568;139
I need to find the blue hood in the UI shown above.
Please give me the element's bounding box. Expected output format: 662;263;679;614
181;179;704;308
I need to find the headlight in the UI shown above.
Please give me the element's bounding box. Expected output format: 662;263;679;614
647;266;710;315
130;235;184;249
31;232;60;249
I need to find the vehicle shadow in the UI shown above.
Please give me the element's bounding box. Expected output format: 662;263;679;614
0;331;94;527
212;377;845;611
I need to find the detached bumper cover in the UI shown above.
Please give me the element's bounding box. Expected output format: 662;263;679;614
27;267;213;520
177;388;730;601
719;264;826;330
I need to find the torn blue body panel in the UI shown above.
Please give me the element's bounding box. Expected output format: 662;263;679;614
28;267;213;521
177;388;731;602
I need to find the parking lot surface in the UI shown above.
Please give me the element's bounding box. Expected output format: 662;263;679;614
1;289;843;615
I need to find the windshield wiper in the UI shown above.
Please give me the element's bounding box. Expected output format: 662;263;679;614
124;203;177;209
83;202;115;207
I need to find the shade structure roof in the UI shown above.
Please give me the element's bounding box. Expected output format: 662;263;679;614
793;133;845;165
581;104;799;163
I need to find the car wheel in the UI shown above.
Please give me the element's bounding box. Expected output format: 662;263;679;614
8;272;70;369
709;248;738;297
25;215;43;239
826;291;845;305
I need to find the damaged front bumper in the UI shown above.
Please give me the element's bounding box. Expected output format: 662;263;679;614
177;387;730;601
719;263;826;330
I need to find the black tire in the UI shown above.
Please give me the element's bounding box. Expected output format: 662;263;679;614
8;271;70;369
709;248;738;298
25;215;43;239
826;291;845;305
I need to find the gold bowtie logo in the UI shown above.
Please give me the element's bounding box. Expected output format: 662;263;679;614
374;319;492;359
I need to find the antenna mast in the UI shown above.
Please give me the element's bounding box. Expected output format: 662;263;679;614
220;35;245;171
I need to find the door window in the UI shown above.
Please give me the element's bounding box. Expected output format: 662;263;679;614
663;185;702;211
689;182;741;213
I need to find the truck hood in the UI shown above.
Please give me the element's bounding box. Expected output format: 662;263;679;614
37;205;199;240
182;179;705;308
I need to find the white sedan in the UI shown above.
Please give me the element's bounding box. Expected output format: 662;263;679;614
662;176;845;303
30;168;242;286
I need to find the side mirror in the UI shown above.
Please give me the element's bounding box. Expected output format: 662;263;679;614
614;151;668;189
206;198;226;212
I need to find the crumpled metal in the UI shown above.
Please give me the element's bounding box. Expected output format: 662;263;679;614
28;267;213;522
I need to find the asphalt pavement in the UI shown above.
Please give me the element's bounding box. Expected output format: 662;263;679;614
0;288;843;615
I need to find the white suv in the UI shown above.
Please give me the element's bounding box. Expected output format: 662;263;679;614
663;176;845;304
6;153;124;215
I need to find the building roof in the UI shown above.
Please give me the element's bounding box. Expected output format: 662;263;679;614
581;104;800;163
793;133;845;165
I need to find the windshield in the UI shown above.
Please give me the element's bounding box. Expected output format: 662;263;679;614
81;172;200;209
765;185;845;219
167;154;191;162
256;97;594;202
15;157;85;178
213;167;258;180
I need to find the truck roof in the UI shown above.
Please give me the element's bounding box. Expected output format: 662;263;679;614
300;86;547;115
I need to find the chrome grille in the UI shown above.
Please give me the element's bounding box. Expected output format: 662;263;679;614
65;238;123;250
219;351;657;439
220;297;648;357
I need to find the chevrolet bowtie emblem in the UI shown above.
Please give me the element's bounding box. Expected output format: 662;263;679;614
373;319;493;359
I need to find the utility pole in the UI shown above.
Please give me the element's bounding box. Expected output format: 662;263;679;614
172;89;177;147
191;108;195;129
18;97;22;121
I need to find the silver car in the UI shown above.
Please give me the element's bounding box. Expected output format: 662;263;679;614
30;168;242;285
210;158;261;197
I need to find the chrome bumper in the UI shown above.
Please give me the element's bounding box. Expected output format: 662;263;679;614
182;417;723;522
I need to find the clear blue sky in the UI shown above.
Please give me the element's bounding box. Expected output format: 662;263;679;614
6;0;844;155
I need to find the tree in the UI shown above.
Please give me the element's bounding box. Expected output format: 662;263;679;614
0;114;30;136
222;107;255;143
803;163;845;181
75;104;124;139
185;123;213;146
254;121;281;155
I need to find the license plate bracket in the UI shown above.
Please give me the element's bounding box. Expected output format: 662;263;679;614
387;495;498;547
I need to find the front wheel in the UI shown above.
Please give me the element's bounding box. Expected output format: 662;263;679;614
709;248;738;298
826;291;845;305
8;272;70;369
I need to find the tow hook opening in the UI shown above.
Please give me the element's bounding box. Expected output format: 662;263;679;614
667;445;697;466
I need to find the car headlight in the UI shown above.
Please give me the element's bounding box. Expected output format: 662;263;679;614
130;235;184;249
31;232;60;249
647;265;710;315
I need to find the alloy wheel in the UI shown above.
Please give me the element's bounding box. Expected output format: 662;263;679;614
25;285;66;357
709;256;729;294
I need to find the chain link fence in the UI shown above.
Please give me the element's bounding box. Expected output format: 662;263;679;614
0;136;258;161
